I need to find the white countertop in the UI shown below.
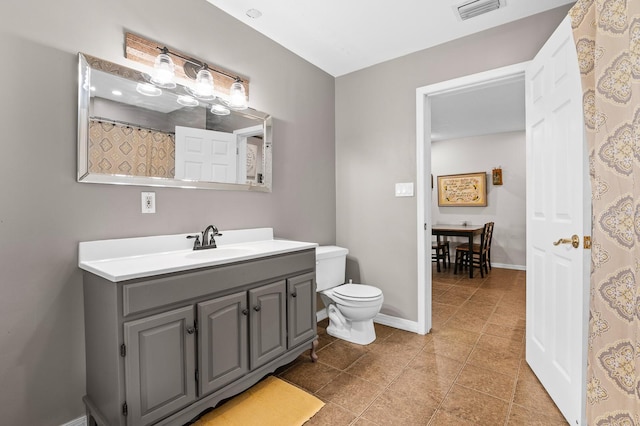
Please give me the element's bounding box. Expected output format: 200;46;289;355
78;228;318;282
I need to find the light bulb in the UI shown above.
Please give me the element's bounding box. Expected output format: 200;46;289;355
228;80;248;109
194;69;214;99
150;53;176;88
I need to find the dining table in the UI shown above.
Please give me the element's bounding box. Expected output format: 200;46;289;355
432;224;485;278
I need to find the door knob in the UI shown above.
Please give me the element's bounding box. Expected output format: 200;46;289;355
553;234;579;249
253;305;261;312
241;309;248;316
186;326;196;334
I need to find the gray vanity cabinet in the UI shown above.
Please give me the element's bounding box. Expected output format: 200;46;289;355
124;306;197;426
287;272;317;347
197;292;248;397
83;249;317;426
249;281;287;368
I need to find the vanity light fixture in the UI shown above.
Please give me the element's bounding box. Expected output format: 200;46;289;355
225;77;248;110
187;64;216;100
144;43;249;106
149;47;177;88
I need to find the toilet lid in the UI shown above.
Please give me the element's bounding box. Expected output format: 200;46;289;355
333;284;382;299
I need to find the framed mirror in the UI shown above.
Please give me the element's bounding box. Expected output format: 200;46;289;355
77;53;272;191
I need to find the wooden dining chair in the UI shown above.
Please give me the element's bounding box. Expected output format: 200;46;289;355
432;239;450;272
454;222;493;277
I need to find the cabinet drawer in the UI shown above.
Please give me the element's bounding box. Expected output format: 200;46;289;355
123;250;315;316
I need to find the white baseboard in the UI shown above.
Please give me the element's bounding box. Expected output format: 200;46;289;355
492;263;526;271
61;417;86;426
316;309;419;334
374;313;419;333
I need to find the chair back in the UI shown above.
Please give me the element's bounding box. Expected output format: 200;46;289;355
481;222;494;254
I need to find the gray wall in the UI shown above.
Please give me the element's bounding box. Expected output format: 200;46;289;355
431;132;526;269
0;0;335;424
335;6;571;321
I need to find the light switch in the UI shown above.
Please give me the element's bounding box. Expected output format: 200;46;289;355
395;182;414;197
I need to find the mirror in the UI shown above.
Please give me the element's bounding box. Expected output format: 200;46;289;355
77;53;272;191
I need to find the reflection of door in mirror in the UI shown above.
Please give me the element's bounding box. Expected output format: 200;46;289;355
174;127;237;183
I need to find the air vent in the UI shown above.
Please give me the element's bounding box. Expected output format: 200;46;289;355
456;0;503;21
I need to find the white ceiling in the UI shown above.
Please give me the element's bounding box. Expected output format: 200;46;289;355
431;75;525;141
206;0;574;77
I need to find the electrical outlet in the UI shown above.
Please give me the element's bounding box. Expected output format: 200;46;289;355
141;192;156;214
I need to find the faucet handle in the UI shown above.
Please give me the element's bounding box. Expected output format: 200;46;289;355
186;234;201;249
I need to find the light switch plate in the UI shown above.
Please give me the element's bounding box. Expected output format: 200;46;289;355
395;182;414;197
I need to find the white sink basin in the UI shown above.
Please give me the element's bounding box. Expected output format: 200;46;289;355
78;228;318;282
184;247;258;260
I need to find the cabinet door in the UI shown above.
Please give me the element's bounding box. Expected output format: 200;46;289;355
249;281;287;368
197;292;248;396
287;272;317;348
124;305;196;426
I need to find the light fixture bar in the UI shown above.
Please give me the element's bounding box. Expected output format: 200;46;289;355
457;0;501;20
124;32;249;99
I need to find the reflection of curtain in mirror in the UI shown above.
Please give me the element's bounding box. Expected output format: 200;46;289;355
88;120;175;178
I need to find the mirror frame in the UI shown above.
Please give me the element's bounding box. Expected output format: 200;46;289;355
77;53;272;191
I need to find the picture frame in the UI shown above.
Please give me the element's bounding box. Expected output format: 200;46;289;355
437;172;487;207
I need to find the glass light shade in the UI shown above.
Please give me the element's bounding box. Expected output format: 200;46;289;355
210;103;230;116
228;81;248;110
193;69;215;99
150;53;177;88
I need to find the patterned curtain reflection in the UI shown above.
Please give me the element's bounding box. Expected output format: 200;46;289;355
570;0;640;423
88;120;175;178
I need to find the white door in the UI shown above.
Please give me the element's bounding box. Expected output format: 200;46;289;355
525;16;590;426
174;126;237;183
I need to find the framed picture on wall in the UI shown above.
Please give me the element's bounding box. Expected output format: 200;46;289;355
437;172;487;207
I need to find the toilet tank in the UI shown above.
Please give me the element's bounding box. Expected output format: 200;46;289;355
315;246;349;291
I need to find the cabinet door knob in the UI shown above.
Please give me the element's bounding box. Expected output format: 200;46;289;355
186;326;196;334
253;305;261;312
291;291;297;298
241;309;249;316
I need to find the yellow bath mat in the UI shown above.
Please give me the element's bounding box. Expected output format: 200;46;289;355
192;376;324;426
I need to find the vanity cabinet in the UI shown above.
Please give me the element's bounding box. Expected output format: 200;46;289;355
83;249;316;426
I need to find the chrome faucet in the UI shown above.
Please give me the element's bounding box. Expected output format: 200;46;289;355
187;225;223;250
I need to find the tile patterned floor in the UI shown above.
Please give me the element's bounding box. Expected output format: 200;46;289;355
277;266;568;425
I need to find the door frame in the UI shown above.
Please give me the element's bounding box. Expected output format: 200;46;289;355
415;61;529;334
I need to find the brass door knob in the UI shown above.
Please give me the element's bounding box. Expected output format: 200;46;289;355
553;234;579;249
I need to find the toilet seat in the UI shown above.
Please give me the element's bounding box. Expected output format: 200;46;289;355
333;284;382;300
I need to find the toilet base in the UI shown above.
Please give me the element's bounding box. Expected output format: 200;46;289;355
326;318;376;345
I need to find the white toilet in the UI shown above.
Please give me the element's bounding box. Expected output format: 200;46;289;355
316;246;384;345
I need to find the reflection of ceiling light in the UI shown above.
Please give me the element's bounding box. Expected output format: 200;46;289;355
210;103;230;116
136;83;162;97
90;86;96;91
246;9;262;19
177;95;199;107
112;90;123;96
150;48;177;88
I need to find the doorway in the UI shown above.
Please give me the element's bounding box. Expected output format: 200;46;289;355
415;62;528;335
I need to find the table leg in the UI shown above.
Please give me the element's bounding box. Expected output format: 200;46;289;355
468;234;474;278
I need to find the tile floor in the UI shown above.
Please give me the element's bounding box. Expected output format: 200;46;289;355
277;265;568;425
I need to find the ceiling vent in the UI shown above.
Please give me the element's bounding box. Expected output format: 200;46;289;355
456;0;503;21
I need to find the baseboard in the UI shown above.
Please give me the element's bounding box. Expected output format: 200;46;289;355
492;263;526;271
61;416;86;426
316;309;419;334
374;313;419;333
316;309;328;322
